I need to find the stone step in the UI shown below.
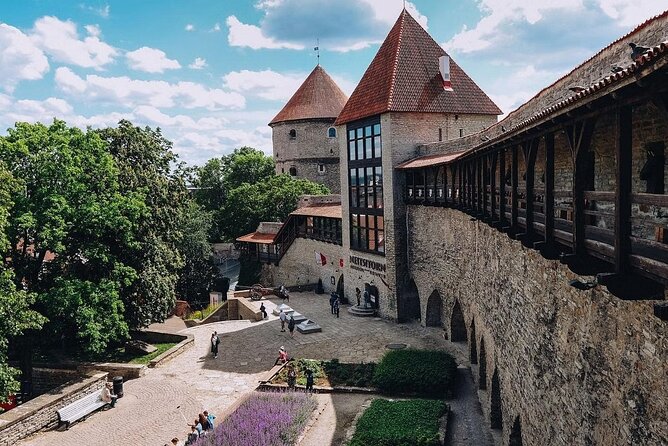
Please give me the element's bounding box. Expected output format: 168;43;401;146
348;306;376;317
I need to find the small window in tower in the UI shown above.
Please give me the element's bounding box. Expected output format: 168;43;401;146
289;129;297;139
328;127;336;138
318;164;326;174
289;166;297;176
281;168;285;173
439;128;443;142
459;129;464;138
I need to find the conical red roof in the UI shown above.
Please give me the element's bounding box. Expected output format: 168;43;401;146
269;65;348;125
335;10;501;125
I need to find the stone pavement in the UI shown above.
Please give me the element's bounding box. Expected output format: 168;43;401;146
19;292;496;446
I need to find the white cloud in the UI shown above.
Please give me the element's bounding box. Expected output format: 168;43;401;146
54;67;246;110
0;23;50;92
188;57;207;70
226;16;304;50
126;47;181;73
3;97;74;124
223;70;305;101
185;24;194;32
211;23;221;32
597;0;668;26
30;16;117;70
80;4;110;18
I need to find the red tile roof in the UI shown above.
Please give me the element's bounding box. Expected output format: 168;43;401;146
269;65;348;125
236;232;277;244
335;10;501;125
396;151;465;170
290;204;342;219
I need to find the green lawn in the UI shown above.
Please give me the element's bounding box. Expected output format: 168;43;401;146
349;399;448;446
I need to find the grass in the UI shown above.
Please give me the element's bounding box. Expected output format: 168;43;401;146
273;358;376;388
33;342;179;365
186;302;223;321
348;399;448;446
372;349;458;397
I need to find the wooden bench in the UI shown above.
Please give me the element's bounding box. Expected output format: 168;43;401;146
57;388;109;429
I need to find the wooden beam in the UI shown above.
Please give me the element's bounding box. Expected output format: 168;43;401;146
490;152;498;220
523;138;540;237
544;132;555;244
567;118;597;255
615;105;633;274
499;148;506;223
483;155;489;217
511;145;519;229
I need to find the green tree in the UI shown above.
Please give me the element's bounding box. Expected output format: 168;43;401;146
221;146;275;190
97;121;189;328
0;121;141;354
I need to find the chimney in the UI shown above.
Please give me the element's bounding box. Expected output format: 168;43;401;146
439;56;453;91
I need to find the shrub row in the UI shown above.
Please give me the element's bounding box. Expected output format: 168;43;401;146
372;349;457;397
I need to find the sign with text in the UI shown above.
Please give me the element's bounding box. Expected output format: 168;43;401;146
349;255;386;279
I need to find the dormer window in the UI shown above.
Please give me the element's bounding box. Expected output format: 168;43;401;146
328;127;337;138
289;129;297;139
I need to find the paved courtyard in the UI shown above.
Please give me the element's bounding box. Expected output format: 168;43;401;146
19;292;494;446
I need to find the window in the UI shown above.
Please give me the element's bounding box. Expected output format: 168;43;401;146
289;129;296;139
328;127;336;138
318;164;326;174
459;129;464;138
348;117;383;254
289;167;297;176
439;128;443;142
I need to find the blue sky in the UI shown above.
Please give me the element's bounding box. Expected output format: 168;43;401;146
1;0;666;165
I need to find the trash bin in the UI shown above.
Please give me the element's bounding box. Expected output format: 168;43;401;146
112;376;124;398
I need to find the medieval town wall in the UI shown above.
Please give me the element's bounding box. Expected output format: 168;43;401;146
407;205;668;446
261;237;345;294
272;120;341;193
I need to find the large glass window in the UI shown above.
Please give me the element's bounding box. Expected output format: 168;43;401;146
348;117;383;254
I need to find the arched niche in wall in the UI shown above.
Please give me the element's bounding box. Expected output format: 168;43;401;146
450;300;466;341
470;318;477;364
425;290;443;327
398;278;421;322
479;337;487;390
509;416;523;446
490;367;503;430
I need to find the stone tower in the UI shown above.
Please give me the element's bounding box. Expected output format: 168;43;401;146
269;65;348;193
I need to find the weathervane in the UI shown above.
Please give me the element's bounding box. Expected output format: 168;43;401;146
314;38;320;66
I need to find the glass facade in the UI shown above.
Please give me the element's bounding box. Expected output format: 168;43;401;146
348;118;384;254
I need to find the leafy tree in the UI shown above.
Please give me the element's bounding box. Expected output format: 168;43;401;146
221;146;275;190
0;121;141;354
97;121;189;328
0;162;45;402
221;174;329;241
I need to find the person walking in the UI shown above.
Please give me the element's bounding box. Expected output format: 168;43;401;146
333;296;340;318
211;331;220;359
287;366;297;389
355;287;361;306
305;369;314;393
260;303;267;319
279;309;287;332
288;315;296;338
329;292;337;314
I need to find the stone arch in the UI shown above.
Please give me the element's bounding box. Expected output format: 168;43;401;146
479;337;487;390
450;300;466;341
470;319;477;364
509;416;523;446
336;275;344;302
399;278;421;322
490;368;503;430
425;291;443;327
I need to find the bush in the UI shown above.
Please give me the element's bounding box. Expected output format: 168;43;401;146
273;358;376;388
349;399;447;446
372;349;457;397
193;391;316;446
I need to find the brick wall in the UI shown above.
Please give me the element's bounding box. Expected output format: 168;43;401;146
407;205;668;445
31;368;82;396
0;372;107;446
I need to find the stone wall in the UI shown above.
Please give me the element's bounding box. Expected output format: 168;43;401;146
0;372;107;446
261;237;345;296
31;368;82;396
407;205;668;445
272;119;341;193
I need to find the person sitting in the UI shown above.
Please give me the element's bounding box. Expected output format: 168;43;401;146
185;426;199;445
274;346;289;365
100;382;117;408
204;410;216;431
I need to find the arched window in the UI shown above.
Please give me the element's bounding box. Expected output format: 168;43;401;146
289;129;296;139
289;167;297;176
328;127;336;138
318;164;326;174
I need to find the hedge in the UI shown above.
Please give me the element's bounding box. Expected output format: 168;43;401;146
348;399;447;446
372;349;457;396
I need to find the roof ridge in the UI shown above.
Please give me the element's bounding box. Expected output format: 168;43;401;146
387;10;407;110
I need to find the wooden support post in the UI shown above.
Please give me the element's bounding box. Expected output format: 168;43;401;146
490;152;498;220
523;139;539;238
544;133;555;244
567;119;597;256
477;157;483;214
442;165;447;206
483;156;489;216
511;145;519;230
499;148;506;224
615;105;632;274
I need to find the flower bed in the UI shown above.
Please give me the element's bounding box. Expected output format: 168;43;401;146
372;349;457;397
348;399;448;446
272;358;375;388
193;391;316;446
